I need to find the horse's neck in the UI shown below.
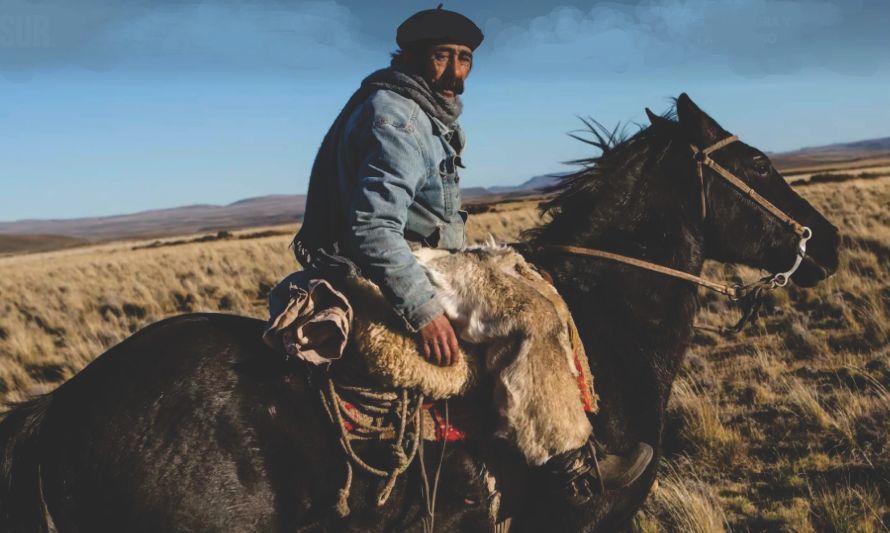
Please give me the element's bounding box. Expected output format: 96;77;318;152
551;200;703;444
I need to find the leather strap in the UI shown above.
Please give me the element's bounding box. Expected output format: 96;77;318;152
690;136;808;236
691;134;738;220
539;244;740;298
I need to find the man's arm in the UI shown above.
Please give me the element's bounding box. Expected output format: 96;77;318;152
346;108;459;365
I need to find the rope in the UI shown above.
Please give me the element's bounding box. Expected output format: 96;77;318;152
419;400;449;533
319;377;424;516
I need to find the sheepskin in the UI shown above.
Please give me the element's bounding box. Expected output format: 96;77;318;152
342;274;482;399
344;244;597;465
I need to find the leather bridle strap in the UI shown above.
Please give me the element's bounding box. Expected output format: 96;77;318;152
689;135;809;237
691;134;738;220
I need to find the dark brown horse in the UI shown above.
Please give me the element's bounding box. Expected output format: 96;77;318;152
0;94;839;532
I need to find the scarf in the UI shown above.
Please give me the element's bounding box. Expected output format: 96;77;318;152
361;66;463;127
292;65;462;273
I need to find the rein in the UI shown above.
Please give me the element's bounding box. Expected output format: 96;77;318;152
540;135;813;332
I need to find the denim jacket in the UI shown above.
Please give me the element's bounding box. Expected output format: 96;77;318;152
312;89;468;330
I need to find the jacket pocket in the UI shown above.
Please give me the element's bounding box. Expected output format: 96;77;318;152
438;155;461;218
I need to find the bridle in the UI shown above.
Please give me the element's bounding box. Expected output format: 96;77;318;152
688;134;812;289
539;134;814;332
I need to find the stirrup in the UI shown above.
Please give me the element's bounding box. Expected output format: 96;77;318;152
587;440;606;494
542;447;596;505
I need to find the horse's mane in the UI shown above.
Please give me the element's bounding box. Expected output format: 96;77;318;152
526;108;679;246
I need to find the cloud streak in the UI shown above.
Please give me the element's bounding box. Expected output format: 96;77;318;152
478;0;889;78
0;0;376;80
0;0;887;81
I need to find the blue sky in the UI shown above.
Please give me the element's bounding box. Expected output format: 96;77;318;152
1;0;888;221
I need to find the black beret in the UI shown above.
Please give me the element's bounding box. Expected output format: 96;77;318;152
396;5;484;51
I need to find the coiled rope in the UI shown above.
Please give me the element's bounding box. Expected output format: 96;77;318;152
318;377;425;517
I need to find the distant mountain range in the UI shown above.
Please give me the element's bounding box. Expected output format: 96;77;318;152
768;136;890;171
0;195;307;243
1;136;887;252
486;173;567;194
0;174;568;244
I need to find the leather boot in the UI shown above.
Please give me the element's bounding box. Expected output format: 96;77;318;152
543;440;653;505
592;441;653;492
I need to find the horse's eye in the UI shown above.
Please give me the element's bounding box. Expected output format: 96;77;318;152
753;159;771;176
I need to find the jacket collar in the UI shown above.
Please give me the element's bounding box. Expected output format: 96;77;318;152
429;115;466;159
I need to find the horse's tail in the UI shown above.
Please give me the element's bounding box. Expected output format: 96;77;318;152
0;394;54;533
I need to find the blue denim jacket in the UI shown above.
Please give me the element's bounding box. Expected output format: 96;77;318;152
324;89;467;330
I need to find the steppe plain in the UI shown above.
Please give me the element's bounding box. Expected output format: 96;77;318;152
1;159;888;531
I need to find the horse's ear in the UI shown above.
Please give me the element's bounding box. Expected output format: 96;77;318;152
645;107;673;129
676;93;730;147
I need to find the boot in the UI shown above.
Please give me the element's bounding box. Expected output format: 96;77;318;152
543;439;653;505
591;441;653;492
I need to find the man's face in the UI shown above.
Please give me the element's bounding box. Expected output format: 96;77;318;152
420;43;473;98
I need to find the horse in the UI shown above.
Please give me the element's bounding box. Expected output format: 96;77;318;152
0;93;839;532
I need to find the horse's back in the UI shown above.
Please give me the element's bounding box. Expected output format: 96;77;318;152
26;313;334;532
3;313;496;532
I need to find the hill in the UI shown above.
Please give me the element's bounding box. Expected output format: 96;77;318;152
1;135;887;253
487;172;568;194
770;136;890;174
0;234;86;255
0;195;306;245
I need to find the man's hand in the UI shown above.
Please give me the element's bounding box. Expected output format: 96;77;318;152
418;314;460;366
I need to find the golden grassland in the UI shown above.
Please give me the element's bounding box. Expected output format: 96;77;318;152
1;178;887;531
0;200;542;402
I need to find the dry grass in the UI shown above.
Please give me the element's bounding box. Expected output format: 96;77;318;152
634;460;729;533
0;203;541;402
648;175;889;530
782;376;834;430
0;237;295;401
1;174;888;530
809;481;886;533
667;377;746;465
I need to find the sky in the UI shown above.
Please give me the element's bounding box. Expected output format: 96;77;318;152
0;0;888;221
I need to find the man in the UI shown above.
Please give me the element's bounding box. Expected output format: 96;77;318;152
288;5;651;505
292;6;472;368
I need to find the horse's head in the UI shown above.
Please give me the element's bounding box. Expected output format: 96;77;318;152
655;93;840;286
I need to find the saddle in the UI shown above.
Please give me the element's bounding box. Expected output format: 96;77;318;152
338;249;597;412
264;246;598;515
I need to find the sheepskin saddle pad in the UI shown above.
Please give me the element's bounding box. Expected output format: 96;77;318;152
340;244;596;407
340;274;482;400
